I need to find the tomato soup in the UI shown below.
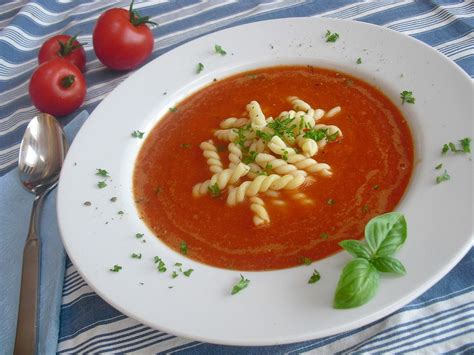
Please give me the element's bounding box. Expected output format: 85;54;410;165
133;66;414;271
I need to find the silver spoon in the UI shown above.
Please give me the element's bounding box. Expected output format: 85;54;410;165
14;113;68;355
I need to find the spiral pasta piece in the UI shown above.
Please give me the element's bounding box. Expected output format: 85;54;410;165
314;124;342;137
226;174;305;206
267;136;296;156
214;129;238;142
210;162;250;190
296;135;318;157
286;154;332;176
228;142;242;168
325;106;341;118
255;153;306;176
192;180;211;197
250;196;270;226
247;101;266;129
308;108;325;121
200;140;223;173
219;117;249;129
288;96;311;111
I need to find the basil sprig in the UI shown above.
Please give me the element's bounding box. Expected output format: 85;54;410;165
334;212;407;309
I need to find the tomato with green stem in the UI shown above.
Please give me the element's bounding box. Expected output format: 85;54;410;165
29;58;86;117
38;34;86;72
93;0;156;70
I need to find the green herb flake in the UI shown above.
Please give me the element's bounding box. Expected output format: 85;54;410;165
171;271;179;279
183;269;194;277
117;210;124;215
208;183;221;198
362;204;369;213
169;107;178;112
196;62;204;74
214;44;227;55
131;130;145;139
174;262;182;267
180;241;188;255
308;269;321;284
442;144;450;154
97;181;107;189
153;256;167;272
400;90;415;104
231;274;250;295
131;253;142;259
325;30;340;42
373;185;380;190
135;233;144;239
301;257;312;266
320;232;329;240
96;168;109;177
109;264;122;272
327;198;335;205
460;138;471;153
435;163;443;170
242;151;257;164
282;149;289;161
356;57;362;64
180;143;191;149
168;286;173;289
436;169;450;184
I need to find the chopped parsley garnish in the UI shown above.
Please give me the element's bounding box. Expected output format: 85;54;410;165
442;144;450;154
131;130;145;139
135;233;144;239
282;149;289;161
308;270;321;284
356;57;362;64
436;170;450;184
255;130;273;143
180;143;191;149
327;130;339;142
304;128;327;141
131;253;142;259
301;257;312;266
97;181;107;189
174;262;182;267
169;107;178;112
214;44;227;55
460;138;471;153
373;185;380;190
435;163;443;170
325;30;339;42
180;241;188;255
208;183;221;198
320;232;329;240
96;168;109;177
153;256;167;272
327;198;335;205
171;271;179;279
362;204;369;213
242;150;257;164
258;163;273;176
400;90;415;104
183;269;194;277
110;265;122;272
231;274;250;295
196;62;204;73
267;116;297;141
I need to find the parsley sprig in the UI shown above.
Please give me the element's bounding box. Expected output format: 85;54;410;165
400;90;415;104
231;274;250;295
325;30;339;42
214;44;227;55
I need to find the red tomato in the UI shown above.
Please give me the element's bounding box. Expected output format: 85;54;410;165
29;59;86;117
38;34;86;72
93;1;155;70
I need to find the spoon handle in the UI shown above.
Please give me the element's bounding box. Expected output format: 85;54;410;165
14;193;46;355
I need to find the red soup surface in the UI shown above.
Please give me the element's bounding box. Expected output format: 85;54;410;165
133;65;414;271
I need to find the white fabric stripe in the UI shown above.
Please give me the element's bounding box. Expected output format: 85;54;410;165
133;336;197;354
57;317;153;352
61;288;95;306
295;290;474;353
0;0;27;13
166;341;203;353
62;273;83;289
450;49;474;61
324;2;408;20
0;144;19;169
89;332;173;353
349;302;474;352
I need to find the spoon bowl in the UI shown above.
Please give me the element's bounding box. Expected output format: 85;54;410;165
18;113;68;194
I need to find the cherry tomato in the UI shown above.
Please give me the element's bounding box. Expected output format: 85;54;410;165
93;1;155;70
29;58;86;117
38;34;86;72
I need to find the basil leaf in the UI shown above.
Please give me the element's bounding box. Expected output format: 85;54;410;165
365;212;407;258
372;256;406;275
339;240;372;260
333;258;379;309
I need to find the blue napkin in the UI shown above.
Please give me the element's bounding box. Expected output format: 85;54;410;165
0;111;89;355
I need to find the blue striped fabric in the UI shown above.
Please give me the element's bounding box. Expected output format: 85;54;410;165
1;0;473;353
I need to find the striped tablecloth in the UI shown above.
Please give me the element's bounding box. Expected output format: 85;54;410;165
1;0;473;353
